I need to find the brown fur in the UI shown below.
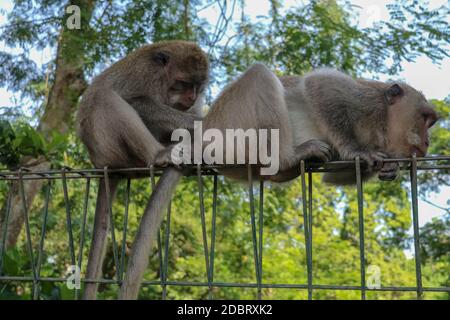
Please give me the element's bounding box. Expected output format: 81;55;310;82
284;68;438;184
77;40;208;169
76;41;209;300
118;63;333;299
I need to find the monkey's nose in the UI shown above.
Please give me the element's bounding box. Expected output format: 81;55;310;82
189;93;197;102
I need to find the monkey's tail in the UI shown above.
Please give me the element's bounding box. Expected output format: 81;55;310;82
118;168;182;300
84;177;120;300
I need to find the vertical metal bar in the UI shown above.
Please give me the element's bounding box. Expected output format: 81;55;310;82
208;174;218;300
0;182;13;276
75;177;90;300
61;168;76;267
149;167;166;299
410;155;423;300
162;201;171;300
247;165;261;298
308;171;313;242
61;168;76;299
103;167;120;283
355;157;366;300
119;178;131;283
300;161;312;300
77;178;90;269
307;170;313;299
18;169;37;299
33;180;51;300
197;165;211;294
258;179;264;300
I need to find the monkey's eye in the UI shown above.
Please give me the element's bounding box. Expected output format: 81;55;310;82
421;110;438;128
171;80;193;92
427;116;437;128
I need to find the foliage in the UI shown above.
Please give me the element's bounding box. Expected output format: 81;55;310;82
0;120;67;168
219;0;449;78
418;100;450;194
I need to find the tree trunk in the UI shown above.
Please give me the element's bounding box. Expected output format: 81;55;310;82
183;0;191;39
0;0;95;250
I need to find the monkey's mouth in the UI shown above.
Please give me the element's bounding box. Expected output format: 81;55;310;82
172;102;192;111
411;146;426;157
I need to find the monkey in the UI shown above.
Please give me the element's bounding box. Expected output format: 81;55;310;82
117;63;438;299
76;40;209;300
280;68;439;184
118;63;334;299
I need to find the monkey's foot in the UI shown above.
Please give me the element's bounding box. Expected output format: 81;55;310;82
295;139;333;163
378;161;399;181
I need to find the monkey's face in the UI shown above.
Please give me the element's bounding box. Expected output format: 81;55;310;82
167;73;206;111
148;42;209;111
385;84;438;157
168;79;201;110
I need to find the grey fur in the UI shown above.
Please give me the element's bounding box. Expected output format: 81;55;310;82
76;41;208;300
118;63;333;299
283;68;437;184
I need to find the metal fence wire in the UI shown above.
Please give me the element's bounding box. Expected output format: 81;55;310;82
0;156;449;300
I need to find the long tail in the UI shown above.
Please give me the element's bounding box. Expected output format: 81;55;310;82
84;178;120;300
118;168;183;300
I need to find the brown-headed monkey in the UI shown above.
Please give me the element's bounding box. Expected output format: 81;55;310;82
281;68;438;183
77;40;208;300
118;63;332;299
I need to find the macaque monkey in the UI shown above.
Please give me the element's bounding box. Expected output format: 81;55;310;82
118;64;438;299
76;40;209;300
280;68;438;183
118;63;332;299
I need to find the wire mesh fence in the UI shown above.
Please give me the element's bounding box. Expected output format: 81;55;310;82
0;156;449;300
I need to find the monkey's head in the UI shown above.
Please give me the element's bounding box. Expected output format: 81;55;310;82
385;83;439;158
147;41;209;111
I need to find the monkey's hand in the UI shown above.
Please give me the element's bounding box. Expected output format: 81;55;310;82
349;151;388;172
378;161;399;181
154;145;181;169
295;139;333;163
154;143;192;170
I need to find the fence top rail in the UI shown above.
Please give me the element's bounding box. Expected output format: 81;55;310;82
0;155;448;180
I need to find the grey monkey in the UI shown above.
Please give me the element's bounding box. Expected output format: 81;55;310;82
281;68;438;184
119;63;334;299
76;40;209;300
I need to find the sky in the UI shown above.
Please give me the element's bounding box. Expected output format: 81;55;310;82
197;0;450;99
0;0;449;228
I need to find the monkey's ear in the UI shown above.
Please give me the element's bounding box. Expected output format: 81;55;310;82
386;83;404;104
152;51;170;66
